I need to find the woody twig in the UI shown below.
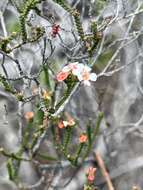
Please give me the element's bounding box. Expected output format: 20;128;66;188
95;151;115;190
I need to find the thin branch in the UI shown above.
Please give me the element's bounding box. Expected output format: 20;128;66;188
95;151;115;190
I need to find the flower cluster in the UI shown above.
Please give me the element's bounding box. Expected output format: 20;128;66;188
56;62;97;86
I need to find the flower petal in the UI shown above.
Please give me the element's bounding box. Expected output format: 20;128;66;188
89;73;97;81
76;63;85;72
76;73;83;81
72;69;79;75
84;65;91;72
63;121;68;127
56;71;69;82
62;65;71;72
69;62;78;70
83;80;91;86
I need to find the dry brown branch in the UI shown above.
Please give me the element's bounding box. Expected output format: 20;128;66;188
95;151;115;190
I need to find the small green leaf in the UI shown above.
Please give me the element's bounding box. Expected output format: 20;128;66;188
7;159;16;181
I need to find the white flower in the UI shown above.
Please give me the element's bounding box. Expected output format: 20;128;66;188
63;121;69;127
62;62;79;74
62;65;71;72
75;65;97;86
89;73;98;81
57;62;97;85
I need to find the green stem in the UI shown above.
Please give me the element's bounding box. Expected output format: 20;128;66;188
0;148;30;161
37;153;58;161
6;148;26;182
93;112;104;139
30;126;45;150
74;143;84;165
83;112;103;160
43;65;51;89
55;82;76;111
63;127;72;152
19;0;42;42
73;10;85;41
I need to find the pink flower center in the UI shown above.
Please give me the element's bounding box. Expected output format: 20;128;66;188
69;63;78;70
82;70;90;81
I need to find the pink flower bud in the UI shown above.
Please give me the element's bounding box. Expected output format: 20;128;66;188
56;71;69;82
86;167;96;183
79;134;88;143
